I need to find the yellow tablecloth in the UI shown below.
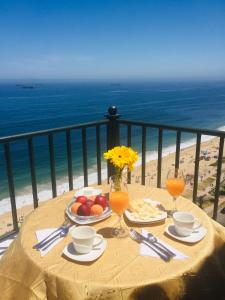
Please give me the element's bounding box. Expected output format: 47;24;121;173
1;184;225;300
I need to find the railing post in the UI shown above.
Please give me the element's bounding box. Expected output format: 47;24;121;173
105;106;120;179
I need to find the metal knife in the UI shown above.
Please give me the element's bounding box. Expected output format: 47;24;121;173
130;229;173;259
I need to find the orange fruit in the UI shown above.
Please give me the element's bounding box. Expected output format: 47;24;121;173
90;204;103;216
71;202;82;214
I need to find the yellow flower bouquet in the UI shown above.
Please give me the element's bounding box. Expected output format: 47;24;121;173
104;146;138;191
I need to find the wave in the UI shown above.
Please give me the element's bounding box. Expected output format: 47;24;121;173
0;125;224;216
218;125;225;131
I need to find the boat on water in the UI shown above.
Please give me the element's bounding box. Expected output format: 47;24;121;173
16;84;35;89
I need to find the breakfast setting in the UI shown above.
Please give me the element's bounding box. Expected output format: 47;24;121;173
32;146;208;264
0;145;222;300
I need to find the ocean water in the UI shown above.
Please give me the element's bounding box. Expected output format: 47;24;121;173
0;80;225;214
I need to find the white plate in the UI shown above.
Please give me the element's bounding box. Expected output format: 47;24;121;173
66;199;112;225
63;240;107;262
74;187;102;197
165;224;207;243
124;199;167;224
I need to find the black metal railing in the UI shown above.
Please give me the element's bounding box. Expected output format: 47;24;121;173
0;119;108;240
0;106;224;240
118;118;225;220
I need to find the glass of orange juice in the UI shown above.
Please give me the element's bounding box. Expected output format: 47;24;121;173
109;176;129;238
166;169;185;212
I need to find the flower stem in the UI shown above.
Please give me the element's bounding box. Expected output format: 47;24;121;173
114;168;123;191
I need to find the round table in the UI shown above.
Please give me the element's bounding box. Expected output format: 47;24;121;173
1;184;225;300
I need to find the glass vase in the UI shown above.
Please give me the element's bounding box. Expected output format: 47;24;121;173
109;174;129;238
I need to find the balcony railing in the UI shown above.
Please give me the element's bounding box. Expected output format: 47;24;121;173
0;106;224;240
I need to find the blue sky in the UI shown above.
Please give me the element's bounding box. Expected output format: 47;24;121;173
0;0;225;80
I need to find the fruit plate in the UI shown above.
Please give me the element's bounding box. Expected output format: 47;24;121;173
66;199;112;225
124;199;167;224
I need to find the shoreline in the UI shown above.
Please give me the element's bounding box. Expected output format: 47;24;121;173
1;134;225;235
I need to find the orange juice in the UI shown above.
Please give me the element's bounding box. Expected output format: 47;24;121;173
109;191;129;215
166;178;185;197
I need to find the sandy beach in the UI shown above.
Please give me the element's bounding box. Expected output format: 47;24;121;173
1;136;225;236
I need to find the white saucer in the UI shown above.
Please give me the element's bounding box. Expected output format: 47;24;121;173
165;224;207;243
63;240;107;262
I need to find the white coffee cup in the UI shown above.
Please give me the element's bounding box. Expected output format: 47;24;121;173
173;211;201;237
71;226;104;254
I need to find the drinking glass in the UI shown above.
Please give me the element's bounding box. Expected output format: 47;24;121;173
166;169;185;212
109;175;129;238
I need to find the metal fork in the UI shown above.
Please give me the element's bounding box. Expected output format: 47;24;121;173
130;229;171;262
33;214;71;249
147;232;176;257
35;224;72;250
131;229;174;259
40;227;71;251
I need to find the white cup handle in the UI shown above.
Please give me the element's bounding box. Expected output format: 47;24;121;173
193;218;201;230
93;234;104;248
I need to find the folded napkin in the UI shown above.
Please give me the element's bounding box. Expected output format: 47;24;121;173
36;227;74;257
140;229;188;260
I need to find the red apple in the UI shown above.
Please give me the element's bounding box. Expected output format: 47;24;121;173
85;199;94;208
77;204;91;216
76;195;87;204
94;195;107;209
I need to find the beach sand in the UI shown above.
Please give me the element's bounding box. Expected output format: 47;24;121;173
1;136;225;236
